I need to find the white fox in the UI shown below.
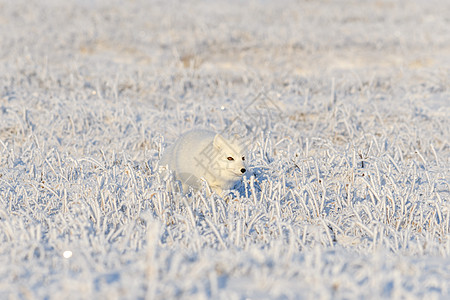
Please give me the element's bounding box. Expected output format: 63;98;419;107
159;130;247;195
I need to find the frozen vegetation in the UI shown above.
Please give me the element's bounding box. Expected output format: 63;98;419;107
0;0;449;298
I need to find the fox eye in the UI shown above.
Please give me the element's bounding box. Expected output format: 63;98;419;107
242;157;245;161
227;156;234;161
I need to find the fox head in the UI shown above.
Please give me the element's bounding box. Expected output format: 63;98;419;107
212;134;247;181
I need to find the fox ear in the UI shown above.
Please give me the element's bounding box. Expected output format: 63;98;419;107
213;134;226;150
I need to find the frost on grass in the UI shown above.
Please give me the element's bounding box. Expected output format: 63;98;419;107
0;0;450;299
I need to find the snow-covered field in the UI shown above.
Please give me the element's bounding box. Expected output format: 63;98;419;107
1;0;449;298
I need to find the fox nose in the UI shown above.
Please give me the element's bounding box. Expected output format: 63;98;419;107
240;168;246;173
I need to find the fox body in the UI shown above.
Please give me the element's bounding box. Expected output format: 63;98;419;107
160;130;247;195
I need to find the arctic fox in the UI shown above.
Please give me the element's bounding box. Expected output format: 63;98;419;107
159;130;247;195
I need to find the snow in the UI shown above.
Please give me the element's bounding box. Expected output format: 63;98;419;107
0;0;449;298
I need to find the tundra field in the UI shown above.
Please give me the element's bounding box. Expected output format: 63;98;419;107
0;0;449;299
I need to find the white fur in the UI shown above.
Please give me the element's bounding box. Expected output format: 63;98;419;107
159;130;247;195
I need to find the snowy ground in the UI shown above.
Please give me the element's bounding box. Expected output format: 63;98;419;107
1;0;449;298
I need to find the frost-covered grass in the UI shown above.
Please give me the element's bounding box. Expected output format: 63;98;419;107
1;0;449;299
